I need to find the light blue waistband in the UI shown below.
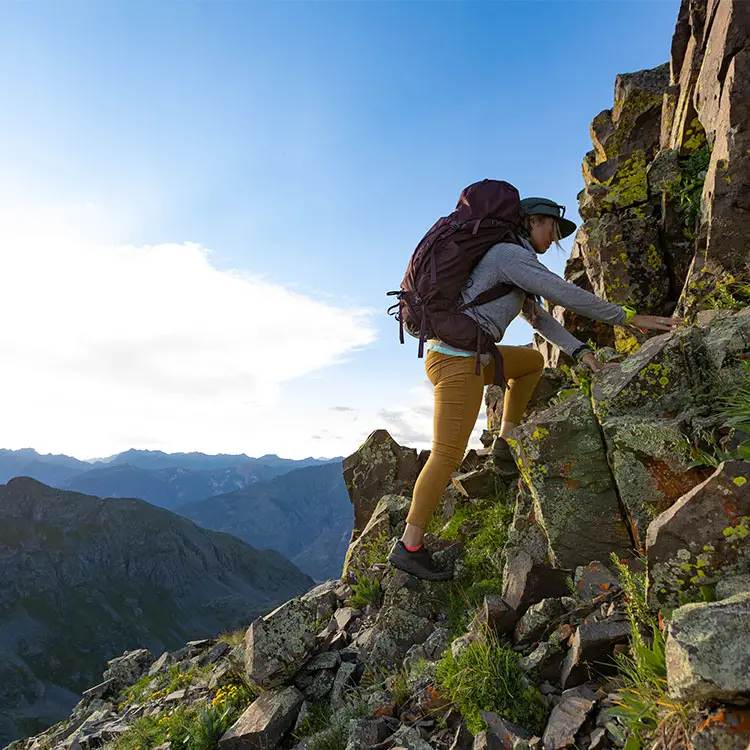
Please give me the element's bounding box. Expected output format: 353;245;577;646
426;341;474;357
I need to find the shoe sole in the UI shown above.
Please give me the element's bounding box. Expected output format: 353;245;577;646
387;553;454;582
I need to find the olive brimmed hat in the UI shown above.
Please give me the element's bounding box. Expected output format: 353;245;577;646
520;197;577;239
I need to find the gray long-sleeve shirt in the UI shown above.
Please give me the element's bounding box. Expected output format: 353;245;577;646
452;239;626;356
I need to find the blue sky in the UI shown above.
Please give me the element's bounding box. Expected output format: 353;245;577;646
0;0;680;460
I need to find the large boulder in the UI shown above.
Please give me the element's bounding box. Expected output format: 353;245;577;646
342;494;410;580
591;326;705;421
666;592;750;703
646;461;750;609
342;429;419;536
219;685;303;750
599;414;713;550
244;598;317;687
511;393;632;568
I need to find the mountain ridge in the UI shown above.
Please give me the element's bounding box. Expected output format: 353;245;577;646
0;476;314;746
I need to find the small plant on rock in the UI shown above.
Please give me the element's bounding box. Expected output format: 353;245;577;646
347;574;383;608
606;554;694;749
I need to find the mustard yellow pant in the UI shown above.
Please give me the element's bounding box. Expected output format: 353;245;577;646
406;346;545;530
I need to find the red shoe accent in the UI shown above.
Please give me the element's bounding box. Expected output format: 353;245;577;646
404;542;423;553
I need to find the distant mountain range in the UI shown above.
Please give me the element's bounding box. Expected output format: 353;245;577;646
0;449;339;511
0;477;314;747
0;448;354;581
179;460;354;583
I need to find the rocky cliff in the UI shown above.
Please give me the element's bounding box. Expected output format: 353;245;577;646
4;2;750;750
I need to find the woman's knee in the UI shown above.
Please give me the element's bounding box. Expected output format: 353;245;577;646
530;348;545;374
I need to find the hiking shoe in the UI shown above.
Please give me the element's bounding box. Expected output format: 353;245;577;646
491;437;519;478
387;541;454;581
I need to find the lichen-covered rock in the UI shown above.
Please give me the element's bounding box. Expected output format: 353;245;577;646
102;649;152;688
542;686;597;750
717;574;750;600
480;711;533;747
471;595;518;635
501;550;571;617
219;685;303;750
666;593;750;703
514;598;568;645
670;0;750;314
580;207;667;312
382;568;448;620
647;147;681;192
646;461;750;609
574;561;620;601
387;724;436;750
375;607;433;652
511;393;631;568
404;627;451;670
600;415;712;550
521;642;565;682
689;707;750;750
342;494;410;579
244;598;317;687
342;429;419;535
452;467;501;500
330;661;359;711
591;326;704;421
561;617;631;689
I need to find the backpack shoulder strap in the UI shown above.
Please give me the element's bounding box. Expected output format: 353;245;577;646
458;282;518;311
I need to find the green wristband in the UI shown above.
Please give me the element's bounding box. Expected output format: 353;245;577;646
622;305;637;323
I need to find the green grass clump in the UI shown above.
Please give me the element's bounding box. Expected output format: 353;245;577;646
667;143;711;237
347;574;383;609
605;555;693;749
218;628;246;647
292;701;332;740
435;495;512;636
435;629;547;735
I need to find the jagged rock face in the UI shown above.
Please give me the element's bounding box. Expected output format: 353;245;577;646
0;478;313;747
342;429;420;538
342;494;410;580
646;460;750;610
536;2;750;362
510;393;632;568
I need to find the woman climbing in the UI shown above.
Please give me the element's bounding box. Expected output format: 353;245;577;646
388;195;683;581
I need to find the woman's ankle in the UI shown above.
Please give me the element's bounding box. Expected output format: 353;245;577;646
402;522;425;549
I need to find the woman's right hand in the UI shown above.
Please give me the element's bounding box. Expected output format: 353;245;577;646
630;314;685;332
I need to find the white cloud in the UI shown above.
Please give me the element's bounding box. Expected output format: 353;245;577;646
0;208;377;459
374;379;488;453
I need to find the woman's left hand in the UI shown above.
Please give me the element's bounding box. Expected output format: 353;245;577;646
581;352;619;373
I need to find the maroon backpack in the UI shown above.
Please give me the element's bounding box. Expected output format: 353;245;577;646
388;179;521;385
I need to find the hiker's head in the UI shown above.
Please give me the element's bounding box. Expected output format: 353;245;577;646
519;198;576;254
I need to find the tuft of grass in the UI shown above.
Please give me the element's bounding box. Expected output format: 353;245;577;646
721;359;750;431
667;143;711;237
292;700;332;740
294;698;370;750
605;628;692;750
435;628;547;735
606;554;694;749
434;495;511;636
347;574;382;609
218;628;246;647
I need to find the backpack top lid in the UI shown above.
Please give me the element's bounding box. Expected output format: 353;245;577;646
455;179;521;224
